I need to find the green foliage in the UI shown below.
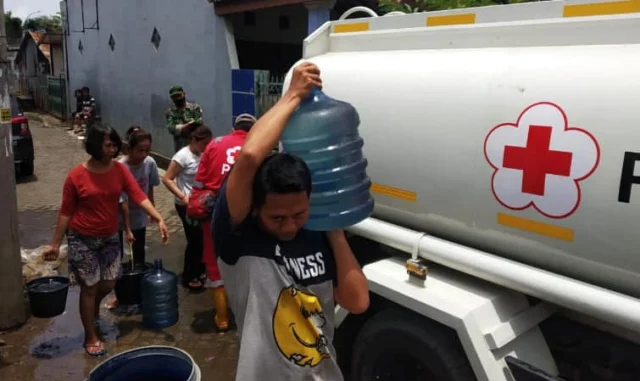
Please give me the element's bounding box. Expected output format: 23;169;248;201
378;0;534;13
22;14;62;33
5;12;23;40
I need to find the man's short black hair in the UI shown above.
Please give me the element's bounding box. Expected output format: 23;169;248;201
190;123;213;141
81;86;90;92
84;123;122;160
233;121;254;132
252;153;312;209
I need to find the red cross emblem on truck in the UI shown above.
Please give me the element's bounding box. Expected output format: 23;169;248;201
483;102;600;219
503;125;573;196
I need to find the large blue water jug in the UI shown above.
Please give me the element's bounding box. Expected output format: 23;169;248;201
281;88;374;231
141;259;179;329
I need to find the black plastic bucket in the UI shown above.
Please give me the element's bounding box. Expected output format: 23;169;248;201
114;262;153;306
86;346;201;381
26;276;70;318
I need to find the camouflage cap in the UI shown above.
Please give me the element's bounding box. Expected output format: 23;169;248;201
169;86;184;96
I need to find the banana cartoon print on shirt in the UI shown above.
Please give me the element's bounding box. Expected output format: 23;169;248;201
273;286;330;367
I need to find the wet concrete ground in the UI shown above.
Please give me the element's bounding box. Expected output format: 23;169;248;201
0;114;238;380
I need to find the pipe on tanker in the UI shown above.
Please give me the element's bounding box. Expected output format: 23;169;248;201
347;218;640;333
338;6;379;20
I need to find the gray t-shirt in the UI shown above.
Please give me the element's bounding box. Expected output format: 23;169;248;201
119;156;160;230
171;146;201;205
213;183;343;381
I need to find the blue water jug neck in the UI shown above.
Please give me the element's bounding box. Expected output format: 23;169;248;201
154;259;163;273
301;87;327;106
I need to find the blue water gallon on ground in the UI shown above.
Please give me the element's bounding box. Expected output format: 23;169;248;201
141;259;179;329
281;88;374;231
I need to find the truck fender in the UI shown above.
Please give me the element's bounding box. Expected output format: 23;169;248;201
343;257;559;381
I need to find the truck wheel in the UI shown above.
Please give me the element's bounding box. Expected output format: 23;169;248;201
351;309;476;381
20;161;34;176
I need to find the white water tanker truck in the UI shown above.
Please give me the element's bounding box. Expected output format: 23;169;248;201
283;1;640;380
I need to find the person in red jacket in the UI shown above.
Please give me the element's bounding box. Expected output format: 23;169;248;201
191;113;256;331
43;123;170;357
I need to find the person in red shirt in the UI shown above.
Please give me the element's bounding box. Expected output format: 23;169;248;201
191;113;256;331
43;123;170;357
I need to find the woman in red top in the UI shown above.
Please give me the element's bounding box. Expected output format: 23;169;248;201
43;123;170;357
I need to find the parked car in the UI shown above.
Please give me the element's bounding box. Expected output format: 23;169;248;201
10;96;35;176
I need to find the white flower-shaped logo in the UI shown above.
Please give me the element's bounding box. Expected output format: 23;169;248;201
483;102;600;219
226;146;242;165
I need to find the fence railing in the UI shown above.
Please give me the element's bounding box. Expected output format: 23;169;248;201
231;69;285;125
255;71;284;118
47;77;67;119
16;74;67;120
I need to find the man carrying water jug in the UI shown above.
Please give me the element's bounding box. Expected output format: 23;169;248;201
212;62;370;381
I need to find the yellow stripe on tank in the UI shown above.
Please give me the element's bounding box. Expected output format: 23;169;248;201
426;13;476;27
333;22;370;33
563;0;640;17
497;213;574;242
371;183;417;202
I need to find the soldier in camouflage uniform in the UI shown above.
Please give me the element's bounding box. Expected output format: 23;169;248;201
165;86;203;152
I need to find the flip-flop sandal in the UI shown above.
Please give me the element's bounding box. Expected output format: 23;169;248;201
188;278;204;289
84;341;107;357
182;278;203;291
214;316;230;333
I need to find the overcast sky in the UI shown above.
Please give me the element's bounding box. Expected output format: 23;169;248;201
6;0;60;21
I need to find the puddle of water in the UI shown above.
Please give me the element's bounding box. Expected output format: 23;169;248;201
29;287;88;380
31;336;81;360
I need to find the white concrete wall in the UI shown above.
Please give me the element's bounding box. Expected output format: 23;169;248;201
64;0;235;157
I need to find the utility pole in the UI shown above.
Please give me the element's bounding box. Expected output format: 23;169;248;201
0;0;28;330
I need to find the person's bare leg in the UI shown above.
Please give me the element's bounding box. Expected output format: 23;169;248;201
80;284;104;355
212;286;229;331
95;280;117;317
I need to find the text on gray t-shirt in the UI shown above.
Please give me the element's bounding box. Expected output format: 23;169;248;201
213;183;344;381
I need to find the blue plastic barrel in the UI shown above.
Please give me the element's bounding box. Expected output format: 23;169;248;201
281;88;374;231
85;346;201;381
141;259;179;329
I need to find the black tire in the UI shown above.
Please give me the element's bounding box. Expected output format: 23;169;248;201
20;161;34;176
351;309;476;381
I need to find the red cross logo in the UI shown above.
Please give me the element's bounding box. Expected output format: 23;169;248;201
503;125;573;196
483;102;600;219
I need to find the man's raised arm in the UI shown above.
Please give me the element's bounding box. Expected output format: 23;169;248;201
225;63;322;227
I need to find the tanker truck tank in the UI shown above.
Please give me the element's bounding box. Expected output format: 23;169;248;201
283;11;640;299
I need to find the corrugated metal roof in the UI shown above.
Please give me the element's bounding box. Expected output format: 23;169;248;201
28;31;51;61
37;32;64;45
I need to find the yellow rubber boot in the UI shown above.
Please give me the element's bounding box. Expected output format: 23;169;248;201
212;286;229;331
